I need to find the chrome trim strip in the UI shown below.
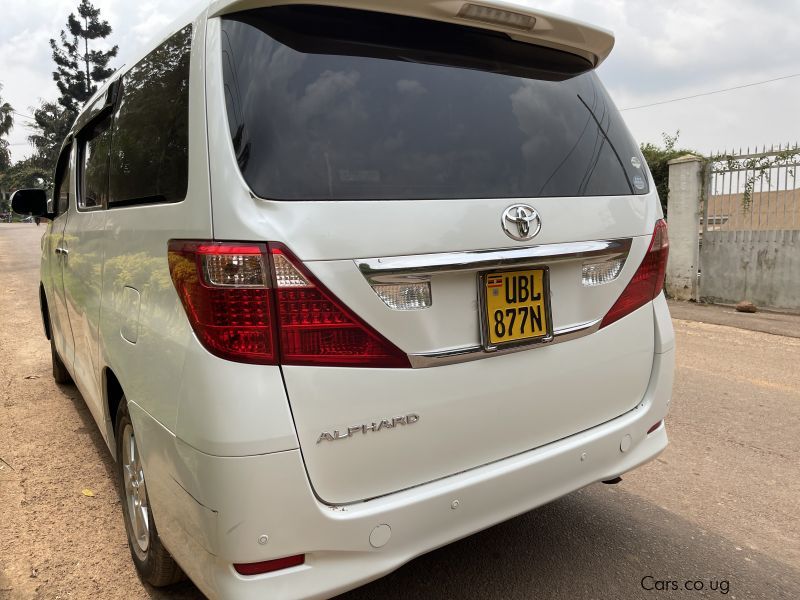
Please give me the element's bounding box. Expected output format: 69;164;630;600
356;238;632;277
408;318;602;368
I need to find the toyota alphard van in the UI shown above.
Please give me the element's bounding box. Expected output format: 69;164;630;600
12;1;674;598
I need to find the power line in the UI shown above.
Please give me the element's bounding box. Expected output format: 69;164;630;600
620;72;800;111
11;110;36;121
7;71;800;117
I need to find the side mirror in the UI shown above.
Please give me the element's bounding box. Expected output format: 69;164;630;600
11;189;50;218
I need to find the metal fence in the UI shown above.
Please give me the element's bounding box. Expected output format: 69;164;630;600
699;144;800;311
704;144;800;233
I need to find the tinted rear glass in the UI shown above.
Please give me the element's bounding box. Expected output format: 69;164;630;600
52;145;73;215
109;26;191;207
221;6;648;200
80;117;112;209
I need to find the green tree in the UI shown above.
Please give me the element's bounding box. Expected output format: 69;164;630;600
50;0;118;113
0;83;14;211
0;83;13;173
0;99;72;199
640;131;696;218
0;85;12;138
0;157;49;192
28;100;74;174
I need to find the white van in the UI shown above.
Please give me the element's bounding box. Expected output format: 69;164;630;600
12;1;675;598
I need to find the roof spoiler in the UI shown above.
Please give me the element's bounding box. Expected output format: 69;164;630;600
209;0;615;67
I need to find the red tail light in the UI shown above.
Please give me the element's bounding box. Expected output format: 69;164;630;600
269;244;411;368
168;241;410;368
168;241;277;364
600;219;669;329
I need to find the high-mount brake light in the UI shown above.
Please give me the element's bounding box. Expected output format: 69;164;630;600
458;3;536;31
600;219;669;329
168;240;410;368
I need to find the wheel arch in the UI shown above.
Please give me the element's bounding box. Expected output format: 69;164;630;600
103;366;125;458
39;283;51;340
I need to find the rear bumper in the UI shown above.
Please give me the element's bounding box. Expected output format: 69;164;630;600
130;342;674;600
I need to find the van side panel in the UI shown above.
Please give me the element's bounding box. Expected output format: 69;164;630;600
99;12;213;437
44;144;77;375
63;208;108;429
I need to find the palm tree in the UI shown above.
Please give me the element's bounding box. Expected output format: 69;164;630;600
0;83;14;204
0;83;13;139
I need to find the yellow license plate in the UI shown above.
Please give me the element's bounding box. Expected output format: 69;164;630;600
482;268;551;347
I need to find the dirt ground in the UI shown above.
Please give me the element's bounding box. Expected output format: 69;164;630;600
0;225;199;600
1;223;799;599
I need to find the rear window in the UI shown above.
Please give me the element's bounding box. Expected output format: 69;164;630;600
221;6;648;201
80;116;112;209
109;25;192;207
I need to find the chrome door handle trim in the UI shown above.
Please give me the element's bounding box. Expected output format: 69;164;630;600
355;238;632;277
407;319;602;368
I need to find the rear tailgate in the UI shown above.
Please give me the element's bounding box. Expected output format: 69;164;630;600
207;5;660;503
283;271;654;504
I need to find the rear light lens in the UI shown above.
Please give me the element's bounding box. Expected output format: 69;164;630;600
234;554;305;576
270;244;411;368
168;241;410;368
647;420;663;434
458;3;536;30
371;281;432;310
168;241;276;364
582;256;625;287
600;220;669;329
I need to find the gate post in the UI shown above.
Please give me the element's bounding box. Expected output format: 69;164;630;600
666;154;704;301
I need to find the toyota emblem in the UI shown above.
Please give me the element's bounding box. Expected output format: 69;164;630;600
501;204;541;241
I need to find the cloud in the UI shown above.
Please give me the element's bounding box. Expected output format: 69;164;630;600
396;79;427;96
1;0;798;162
0;0;190;161
532;0;800;151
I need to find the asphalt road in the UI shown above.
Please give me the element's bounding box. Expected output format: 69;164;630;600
1;222;798;599
668;300;800;339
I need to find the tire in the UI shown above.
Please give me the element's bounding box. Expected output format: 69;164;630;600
115;398;183;587
50;338;72;384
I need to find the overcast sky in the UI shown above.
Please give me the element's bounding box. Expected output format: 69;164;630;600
2;0;799;162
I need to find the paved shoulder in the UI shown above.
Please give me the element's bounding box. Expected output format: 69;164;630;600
668;300;800;339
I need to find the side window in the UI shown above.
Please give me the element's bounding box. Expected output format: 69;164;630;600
109;26;192;207
78;116;112;210
52;144;73;216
